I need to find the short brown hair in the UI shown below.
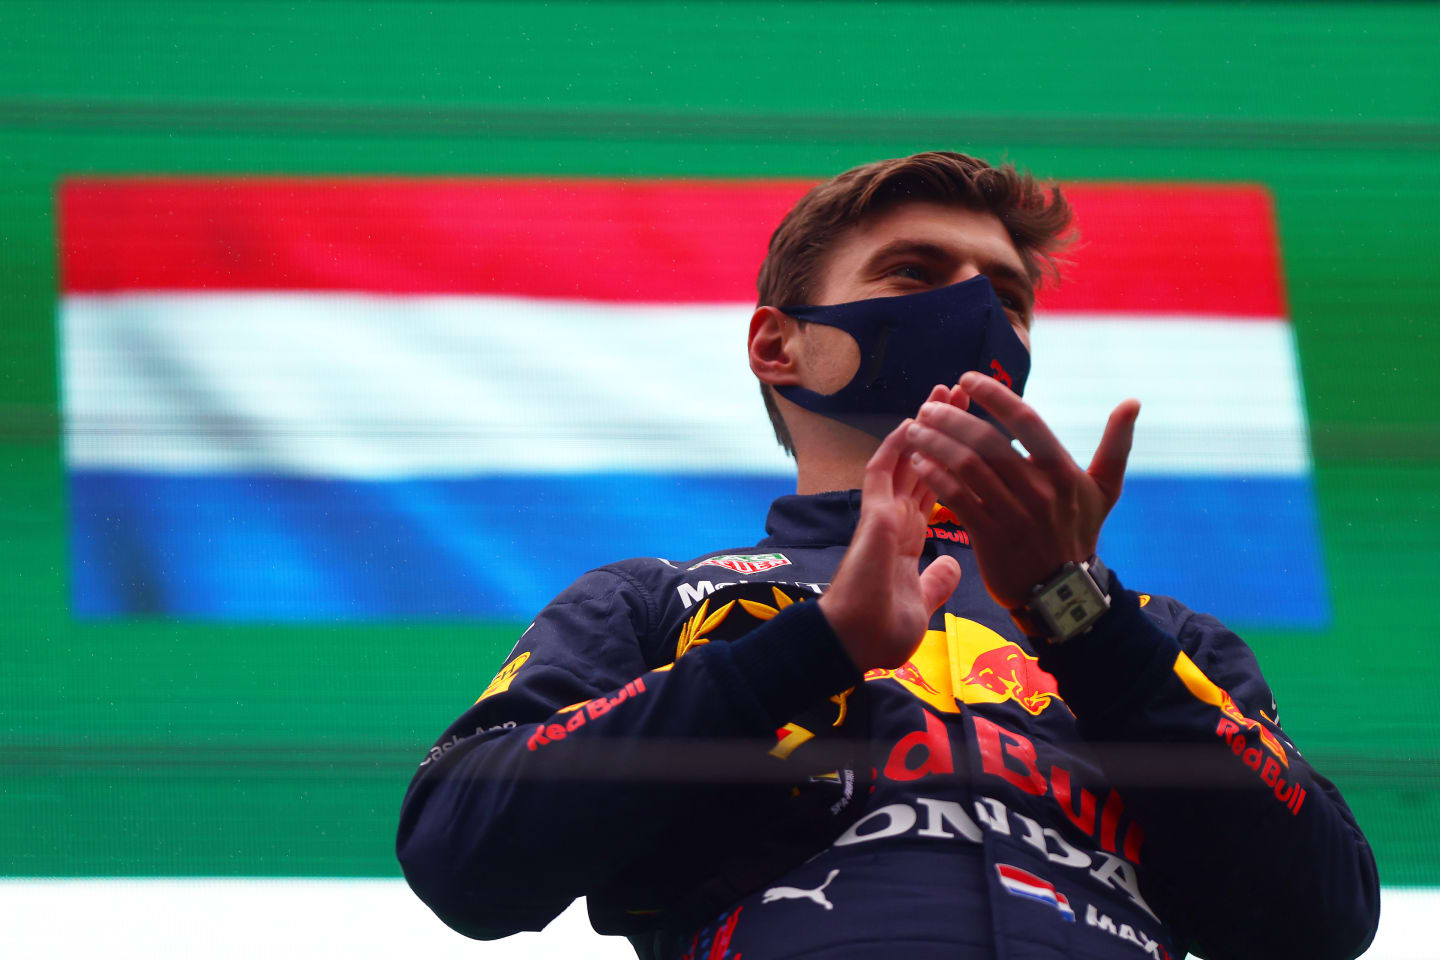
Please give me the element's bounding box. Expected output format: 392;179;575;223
755;151;1074;455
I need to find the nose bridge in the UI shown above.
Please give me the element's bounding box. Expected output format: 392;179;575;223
951;261;983;285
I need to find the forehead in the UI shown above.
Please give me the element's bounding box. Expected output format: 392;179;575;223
815;201;1027;300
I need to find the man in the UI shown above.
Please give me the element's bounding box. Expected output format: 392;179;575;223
397;152;1379;959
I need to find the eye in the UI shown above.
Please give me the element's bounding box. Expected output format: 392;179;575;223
888;263;931;283
997;292;1031;327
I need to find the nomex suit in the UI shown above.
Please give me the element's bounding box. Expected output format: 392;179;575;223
398;491;1379;960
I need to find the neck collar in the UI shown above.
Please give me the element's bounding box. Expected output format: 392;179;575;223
761;491;962;547
762;491;861;546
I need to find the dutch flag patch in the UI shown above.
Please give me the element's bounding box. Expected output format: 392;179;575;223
995;863;1076;922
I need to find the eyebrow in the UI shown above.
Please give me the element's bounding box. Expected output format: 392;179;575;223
863;238;1034;306
863;239;952;269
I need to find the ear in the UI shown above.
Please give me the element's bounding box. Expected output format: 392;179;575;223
748;306;803;386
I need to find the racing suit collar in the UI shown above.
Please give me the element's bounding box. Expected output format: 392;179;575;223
760;490;863;546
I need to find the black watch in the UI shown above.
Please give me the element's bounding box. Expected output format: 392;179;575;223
1009;556;1112;643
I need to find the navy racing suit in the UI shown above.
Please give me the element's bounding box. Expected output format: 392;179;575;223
397;491;1379;960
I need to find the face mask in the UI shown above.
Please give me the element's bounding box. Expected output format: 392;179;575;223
775;274;1031;439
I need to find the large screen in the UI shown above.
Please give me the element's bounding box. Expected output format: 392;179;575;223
2;3;1436;958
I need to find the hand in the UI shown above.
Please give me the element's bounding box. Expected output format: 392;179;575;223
905;371;1140;610
818;390;963;671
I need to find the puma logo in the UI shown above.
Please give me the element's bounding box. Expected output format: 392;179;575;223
761;868;840;910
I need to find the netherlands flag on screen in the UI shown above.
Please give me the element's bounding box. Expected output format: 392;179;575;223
57;176;1328;626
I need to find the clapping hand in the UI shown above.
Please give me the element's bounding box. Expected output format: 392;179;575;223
818;386;963;671
905;371;1139;610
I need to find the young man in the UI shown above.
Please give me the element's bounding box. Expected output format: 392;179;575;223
397;152;1379;960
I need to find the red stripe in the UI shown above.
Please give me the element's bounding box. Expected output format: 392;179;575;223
59;177;1284;315
1099;789;1124;853
995;864;1047;888
1054;184;1285;317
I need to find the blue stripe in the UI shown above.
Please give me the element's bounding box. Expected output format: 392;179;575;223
67;472;1328;627
1097;474;1329;628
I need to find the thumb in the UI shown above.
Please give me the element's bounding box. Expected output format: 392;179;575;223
919;555;962;614
1088;399;1140;502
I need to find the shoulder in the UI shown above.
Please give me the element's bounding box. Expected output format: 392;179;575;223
1132;591;1245;656
587;546;832;659
1132;590;1279;721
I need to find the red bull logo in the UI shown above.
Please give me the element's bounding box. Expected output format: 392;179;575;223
925;502;971;543
928;503;963;527
949;615;1065;716
864;632;956;715
1172;651;1287;768
889;661;940;695
957;641;1062;716
862;616;1065;716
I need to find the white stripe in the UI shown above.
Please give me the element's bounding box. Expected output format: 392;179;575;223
61;293;1309;478
1000;876;1057;900
62;293;790;478
0;879;1425;958
1027;314;1311;477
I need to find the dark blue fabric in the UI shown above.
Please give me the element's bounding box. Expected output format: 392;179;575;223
777;275;1031;438
396;490;1378;960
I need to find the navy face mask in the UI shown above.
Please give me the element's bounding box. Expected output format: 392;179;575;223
775;274;1031;439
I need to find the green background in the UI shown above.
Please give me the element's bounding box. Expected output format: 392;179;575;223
1;1;1437;883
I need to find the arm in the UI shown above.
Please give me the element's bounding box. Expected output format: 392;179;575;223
1036;579;1379;960
905;372;1379;960
395;566;860;939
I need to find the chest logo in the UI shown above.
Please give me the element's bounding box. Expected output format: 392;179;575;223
865;615;1065;716
689;553;792;574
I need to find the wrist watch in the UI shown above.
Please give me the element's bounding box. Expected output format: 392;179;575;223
1009;556;1112;643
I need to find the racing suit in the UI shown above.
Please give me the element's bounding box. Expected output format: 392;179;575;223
397;491;1379;960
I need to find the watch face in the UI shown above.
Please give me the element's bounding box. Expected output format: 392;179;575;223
1037;566;1109;639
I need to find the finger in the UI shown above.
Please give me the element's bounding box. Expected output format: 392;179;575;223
919;554;961;613
903;383;951;494
900;449;934;505
913;401;1052;507
890;418;925;501
910;452;999;538
1088;399;1140;503
907;421;1034;521
912;475;938;515
945;382;970;412
917;400;1023;465
959;371;1074;472
864;417;913;503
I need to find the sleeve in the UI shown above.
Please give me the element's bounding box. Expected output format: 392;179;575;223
1035;572;1380;960
395;566;861;940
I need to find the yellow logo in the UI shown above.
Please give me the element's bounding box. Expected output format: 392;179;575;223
672;586;801;662
477;651;530;703
863;628;957;713
864;615;1065;716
